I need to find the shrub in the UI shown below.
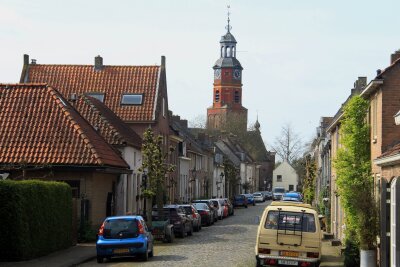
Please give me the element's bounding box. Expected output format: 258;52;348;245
344;236;360;267
0;180;72;261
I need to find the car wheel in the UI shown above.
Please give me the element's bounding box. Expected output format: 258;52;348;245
245;205;248;208
253;203;256;206
149;247;154;258
180;226;185;238
199;224;202;231
141;248;149;261
194;222;199;232
168;230;175;243
96;256;103;263
188;223;193;236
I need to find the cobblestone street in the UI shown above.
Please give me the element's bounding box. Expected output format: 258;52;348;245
79;201;269;267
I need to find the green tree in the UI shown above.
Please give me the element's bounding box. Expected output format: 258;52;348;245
334;95;378;250
139;128;175;225
302;155;316;204
223;159;239;198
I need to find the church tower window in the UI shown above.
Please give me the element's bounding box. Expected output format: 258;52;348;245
215;90;220;102
235;91;240;103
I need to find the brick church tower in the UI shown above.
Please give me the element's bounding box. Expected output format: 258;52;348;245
207;15;248;132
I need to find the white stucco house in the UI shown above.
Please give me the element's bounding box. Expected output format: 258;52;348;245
272;161;299;192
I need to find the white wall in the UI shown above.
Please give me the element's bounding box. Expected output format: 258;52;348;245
272;161;298;191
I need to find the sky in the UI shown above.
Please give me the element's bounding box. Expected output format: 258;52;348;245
1;0;400;150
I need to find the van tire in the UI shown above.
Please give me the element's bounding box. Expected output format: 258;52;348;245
97;256;103;263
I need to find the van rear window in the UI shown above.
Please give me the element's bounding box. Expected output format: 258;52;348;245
264;211;316;232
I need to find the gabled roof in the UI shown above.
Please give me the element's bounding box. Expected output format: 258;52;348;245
0;84;129;169
75;95;142;149
23;59;161;122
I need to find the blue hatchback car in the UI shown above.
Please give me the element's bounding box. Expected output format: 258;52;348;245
96;215;154;263
244;194;256;206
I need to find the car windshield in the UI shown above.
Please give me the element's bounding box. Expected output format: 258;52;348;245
182;206;192;214
254;193;262;196
212;200;219;207
274;188;285;193
235;195;244;200
103;219;139;239
264;211;316;232
193;203;208;210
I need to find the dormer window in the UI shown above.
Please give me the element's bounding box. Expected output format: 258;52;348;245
86;93;105;102
215;90;220;102
121;94;143;105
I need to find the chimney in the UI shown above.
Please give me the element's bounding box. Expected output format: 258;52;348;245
94;55;103;71
179;119;188;129
391;50;400;64
23;54;29;65
355;77;367;91
161;56;166;70
31;59;37;65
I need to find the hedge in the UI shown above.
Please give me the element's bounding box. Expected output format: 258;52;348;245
0;180;72;261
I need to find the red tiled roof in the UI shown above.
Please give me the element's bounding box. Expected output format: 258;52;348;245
25;64;161;122
0;84;129;169
75;95;142;149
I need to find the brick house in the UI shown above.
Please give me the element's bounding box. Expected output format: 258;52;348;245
359;50;400;266
0;84;130;227
20;54;174;212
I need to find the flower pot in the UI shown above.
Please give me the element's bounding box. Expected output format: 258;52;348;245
360;249;376;267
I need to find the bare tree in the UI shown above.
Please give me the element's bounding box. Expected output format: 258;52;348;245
271;123;303;163
189;114;207;129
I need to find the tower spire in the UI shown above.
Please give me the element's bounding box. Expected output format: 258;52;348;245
226;5;232;33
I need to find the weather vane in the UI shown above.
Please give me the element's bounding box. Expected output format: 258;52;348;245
226;5;232;32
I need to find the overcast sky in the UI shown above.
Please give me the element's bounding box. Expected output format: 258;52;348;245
1;0;400;149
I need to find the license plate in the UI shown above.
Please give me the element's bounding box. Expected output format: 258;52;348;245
113;248;129;254
278;260;298;265
281;251;299;257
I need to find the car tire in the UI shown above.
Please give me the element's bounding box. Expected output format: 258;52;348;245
245;205;248;208
180;226;185;238
199;224;202;231
141;248;149;261
149;247;154;258
253;203;256;206
168;230;175;243
96;256;103;263
188;223;193;236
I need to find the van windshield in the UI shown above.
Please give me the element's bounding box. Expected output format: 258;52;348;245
264;211;316;233
273;188;285;193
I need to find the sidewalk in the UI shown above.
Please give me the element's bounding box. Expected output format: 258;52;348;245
1;243;96;267
320;239;344;267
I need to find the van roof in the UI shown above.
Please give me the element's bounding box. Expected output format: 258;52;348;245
269;201;315;212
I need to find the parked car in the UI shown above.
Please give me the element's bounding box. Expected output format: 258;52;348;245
223;198;234;216
263;191;273;200
233;194;248;208
96;215;154;263
253;192;264;203
272;187;285;201
218;199;229;218
210;199;224;220
192;202;214;226
192;199;218;222
255;202;321;266
152;205;193;238
179;204;202;231
244;194;256;206
282;192;303;202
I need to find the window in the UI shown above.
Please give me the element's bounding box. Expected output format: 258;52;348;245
372;96;378;141
86;93;105;102
215;90;220;102
121;94;143;105
289;185;294;191
264;211;316;232
234;91;240;103
162;97;166;117
277;175;282;182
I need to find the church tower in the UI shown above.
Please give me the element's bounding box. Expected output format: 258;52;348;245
207;12;248;132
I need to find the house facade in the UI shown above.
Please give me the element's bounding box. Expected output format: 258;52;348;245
0;84;130;228
272;161;298;192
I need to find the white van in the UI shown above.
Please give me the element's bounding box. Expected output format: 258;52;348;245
255;202;322;266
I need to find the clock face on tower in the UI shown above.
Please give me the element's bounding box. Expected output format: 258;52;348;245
233;69;241;79
214;69;221;79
